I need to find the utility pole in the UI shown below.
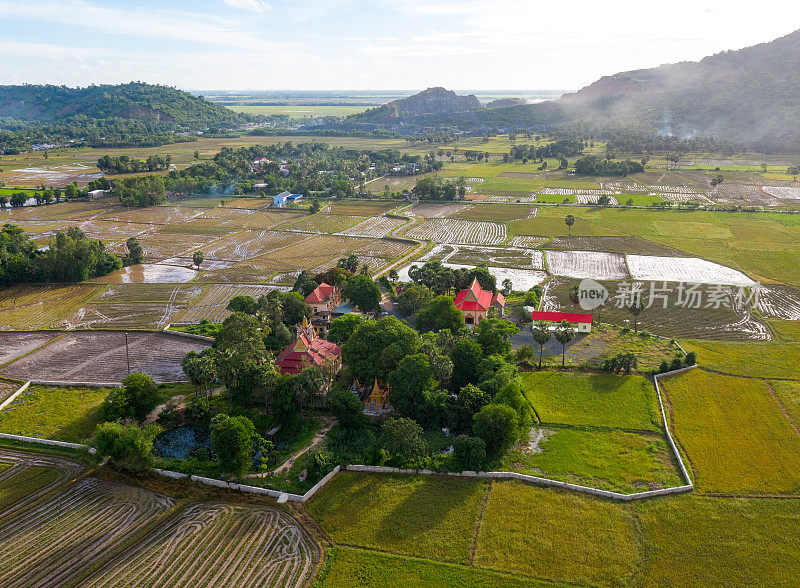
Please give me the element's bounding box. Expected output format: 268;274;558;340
125;332;131;376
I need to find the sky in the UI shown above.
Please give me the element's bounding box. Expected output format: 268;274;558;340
0;0;797;92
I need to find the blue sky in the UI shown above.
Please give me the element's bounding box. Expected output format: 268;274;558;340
0;0;796;91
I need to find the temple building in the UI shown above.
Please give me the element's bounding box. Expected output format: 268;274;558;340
275;318;342;389
454;278;506;325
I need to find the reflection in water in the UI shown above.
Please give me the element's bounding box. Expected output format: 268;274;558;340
97;264;197;284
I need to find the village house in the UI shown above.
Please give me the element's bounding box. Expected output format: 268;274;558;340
454;278;506;325
305;282;341;315
530;310;593;333
273;190;302;208
275;318;342;391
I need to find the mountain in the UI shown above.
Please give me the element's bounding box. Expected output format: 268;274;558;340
483;30;800;150
351;87;481;122
484;97;526;109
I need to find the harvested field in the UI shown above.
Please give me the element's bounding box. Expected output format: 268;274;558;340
406;202;471;218
173;284;279;324
226;210;301;230
194;265;275;285
660;369;800;493
545;250;629;280
63;302;184;330
201;230;297;262
418;243;545;269
87;503;319;587
282;214;366;234
226;197;271;210
451;204;535;222
104;205;203;225
574;194;619;205
0;331;209;383
712;183;780;207
627;255;756;286
353;238;415;260
404;218;507;245
756;284;800;320
91;283;203;305
0;477;173;588
337;215;407;238
0;284;105;330
0;331;60;365
327;201;397;216
763;186;800;200
135;232;219;261
241;234;372;273
544;236;685;256
507;235;550;248
0;449;84;517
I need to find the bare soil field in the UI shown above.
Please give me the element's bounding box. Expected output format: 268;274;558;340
406;202;472;218
545;250;630;280
173;284;279;324
627;255;757;286
336;215;407;238
0;331;209;383
87;502;319;587
0;331;60;365
757;284;800;320
404;218;507;245
0;477;173;588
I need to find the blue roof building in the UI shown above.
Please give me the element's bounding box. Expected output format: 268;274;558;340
273;190;303;208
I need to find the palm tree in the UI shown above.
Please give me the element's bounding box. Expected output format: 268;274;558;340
565;214;575;237
627;299;644;333
531;322;551;370
554;320;575;368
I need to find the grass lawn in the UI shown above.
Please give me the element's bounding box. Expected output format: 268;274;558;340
681;339;800;379
474;481;640;587
320;547;554;588
534;324;677;372
635;494;800;586
520;372;661;431
502;428;682;493
0;385;112;443
660;369;800;493
0;465;60;510
307;472;488;564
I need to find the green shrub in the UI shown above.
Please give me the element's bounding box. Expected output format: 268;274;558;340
453;435;487;471
98;372;160;422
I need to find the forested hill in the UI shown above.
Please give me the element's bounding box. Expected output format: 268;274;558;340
481;30;800;152
0;82;238;126
351;87;481;122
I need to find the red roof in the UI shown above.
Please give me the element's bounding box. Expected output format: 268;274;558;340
454;278;504;312
276;333;341;375
305;282;336;304
530;311;593;324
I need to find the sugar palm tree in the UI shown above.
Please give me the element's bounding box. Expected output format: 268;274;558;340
565;214;575;237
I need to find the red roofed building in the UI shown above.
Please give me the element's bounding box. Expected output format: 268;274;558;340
276;318;342;389
530;311;593;333
305;282;341;315
454;278;505;325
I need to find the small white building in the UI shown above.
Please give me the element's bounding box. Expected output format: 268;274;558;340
273;190;303;208
87;189;108;199
530;311;593;333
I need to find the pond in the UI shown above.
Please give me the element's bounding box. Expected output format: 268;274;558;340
95;263;198;284
153;425;211;460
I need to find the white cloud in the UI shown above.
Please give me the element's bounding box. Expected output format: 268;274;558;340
222;0;273;13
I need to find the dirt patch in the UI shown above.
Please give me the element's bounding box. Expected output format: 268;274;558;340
0;331;60;365
0;331;209;384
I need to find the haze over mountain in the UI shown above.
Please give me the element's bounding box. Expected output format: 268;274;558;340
485;29;800;150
